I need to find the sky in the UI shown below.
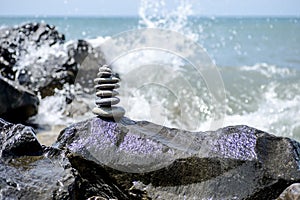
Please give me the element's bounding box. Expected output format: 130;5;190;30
0;0;299;17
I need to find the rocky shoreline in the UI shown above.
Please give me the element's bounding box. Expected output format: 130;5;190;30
0;22;101;123
1;22;300;199
1;116;300;199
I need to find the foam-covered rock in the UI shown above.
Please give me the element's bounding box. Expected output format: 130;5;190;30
0;23;96;98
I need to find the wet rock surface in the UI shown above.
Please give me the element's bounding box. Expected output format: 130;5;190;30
0;23;101;98
0;76;39;122
0;22;101;122
55;117;300;200
1;116;300;199
0;118;137;199
67;39;93;65
0;23;65;80
0;118;42;157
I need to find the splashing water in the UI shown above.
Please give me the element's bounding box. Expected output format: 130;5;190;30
139;0;198;41
20;1;300;141
109;0;219;131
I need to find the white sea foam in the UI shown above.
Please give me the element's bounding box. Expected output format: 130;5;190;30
33;56;300;141
240;63;295;78
32;84;94;126
221;83;300;139
25;1;300;142
87;36;111;48
138;0;198;41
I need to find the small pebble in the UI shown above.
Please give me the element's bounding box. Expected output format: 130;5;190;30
97;71;112;78
95;97;120;106
92;106;125;118
94;77;120;84
95;83;120;90
96;90;119;97
99;67;112;73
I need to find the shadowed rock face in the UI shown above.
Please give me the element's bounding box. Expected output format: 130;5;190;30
0;76;39;122
0;118;42;157
277;183;300;200
55;117;300;200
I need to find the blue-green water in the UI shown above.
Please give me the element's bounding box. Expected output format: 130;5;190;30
1;16;299;68
1;16;300;140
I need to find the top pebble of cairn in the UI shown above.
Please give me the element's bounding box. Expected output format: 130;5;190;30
92;65;125;120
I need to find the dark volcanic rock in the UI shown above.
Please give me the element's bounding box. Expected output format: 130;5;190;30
55;117;300;200
0;118;136;199
67;153;139;200
0;22;64;54
0;22;105;121
70;41;106;93
0;46;16;79
18;46;78;98
0;118;42;157
0;148;78;199
0;22;105;102
0;76;39;122
67;39;93;65
0;23;65;79
0;23;78;98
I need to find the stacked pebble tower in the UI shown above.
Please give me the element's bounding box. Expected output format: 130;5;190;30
92;64;125;120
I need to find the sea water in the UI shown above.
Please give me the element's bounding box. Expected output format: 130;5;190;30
1;2;300;141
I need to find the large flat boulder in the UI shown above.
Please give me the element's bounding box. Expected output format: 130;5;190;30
1;116;299;199
55;117;300;200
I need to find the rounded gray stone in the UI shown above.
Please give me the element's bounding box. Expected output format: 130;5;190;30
94;77;119;84
92;106;125;119
99;66;112;73
96;90;119;97
95;83;120;90
97;71;112;78
95;97;120;106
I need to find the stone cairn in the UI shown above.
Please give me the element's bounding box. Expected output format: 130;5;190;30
92;64;125;121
